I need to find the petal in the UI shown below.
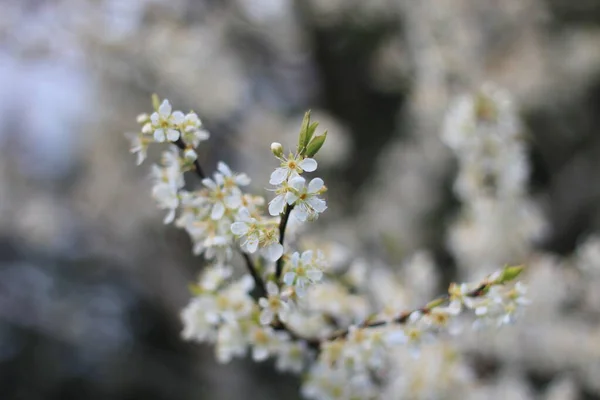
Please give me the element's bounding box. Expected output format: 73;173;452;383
307;197;327;213
211;203;226;220
253;347;269;362
262;243;283;262
217;162;232;177
171;111;185;124
159;100;172;117
295;283;307;298
299;158;317;172
307;269;323;282
237;207;252;221
283;272;296;286
235;173;251;186
225;194;241;209
285;192;298;205
259;310;273;325
266;281;279;295
153;129;166;142
231;222;249;235
150;112;160;125
163;209;176;224
289;176;306;191
246;236;259;253
166;129;180;141
307;177;324;193
293;206;308;222
269;168;288;185
290;252;300;267
268;195;286;216
202;178;217;190
301;250;313;265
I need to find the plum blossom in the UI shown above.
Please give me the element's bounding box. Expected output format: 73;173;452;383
283;250;324;297
270;153;318;185
286;176;327;221
150;99;185;142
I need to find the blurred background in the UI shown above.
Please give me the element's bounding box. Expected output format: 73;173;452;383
1;0;600;399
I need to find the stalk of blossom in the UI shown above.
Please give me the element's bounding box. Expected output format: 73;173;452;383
270;152;318;185
151;99;185;142
283;250;324;297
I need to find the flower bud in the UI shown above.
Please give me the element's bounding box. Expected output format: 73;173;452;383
137;113;150;124
271;142;284;158
184;149;198;161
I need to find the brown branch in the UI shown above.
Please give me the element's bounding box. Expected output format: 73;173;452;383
275;204;294;280
319;283;489;344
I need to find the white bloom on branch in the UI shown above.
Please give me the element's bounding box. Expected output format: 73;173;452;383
286;176;327;221
283;250;324;297
258;281;290;325
270;153;318;185
150;99;185;142
231;207;261;253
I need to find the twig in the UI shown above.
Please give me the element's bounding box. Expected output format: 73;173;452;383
174;138;205;179
275;204;294;280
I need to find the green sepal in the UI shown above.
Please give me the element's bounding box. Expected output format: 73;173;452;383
305;131;327;157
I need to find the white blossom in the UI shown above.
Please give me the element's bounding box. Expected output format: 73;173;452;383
270;153;318;185
258;281;290;325
286;176;327;221
150;99;185;142
283;250;324;297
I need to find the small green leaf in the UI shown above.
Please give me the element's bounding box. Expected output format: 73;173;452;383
497;265;525;284
306;121;319;146
305;131;327;157
298;110;312;155
152;93;160;111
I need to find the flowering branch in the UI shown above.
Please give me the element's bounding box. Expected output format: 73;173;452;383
126;96;530;400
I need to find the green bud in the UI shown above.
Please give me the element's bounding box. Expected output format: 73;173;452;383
497;265;525;284
152;93;160;111
305;131;327;157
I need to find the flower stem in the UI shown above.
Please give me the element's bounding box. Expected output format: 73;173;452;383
241;251;267;299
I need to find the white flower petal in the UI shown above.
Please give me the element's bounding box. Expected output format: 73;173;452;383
153;129;166;142
260;310;274;325
171;111;185;124
246;236;259;253
300;250;313;265
268;195;286;216
166;129;180;141
299;158;317;172
262;243;283;262
283;272;296;286
202;178;217;190
307;269;323;282
150;112;160;125
270;168;288;185
237;207;252;222
289;176;306;191
266;281;279;295
235;173;251;186
307;178;324;193
290;252;300;267
211;202;226;220
159;100;172;117
231;222;249;235
217;162;232;177
307;197;327;213
285;192;298;205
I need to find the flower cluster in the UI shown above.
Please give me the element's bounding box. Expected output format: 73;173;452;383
126;97;529;400
442;84;546;275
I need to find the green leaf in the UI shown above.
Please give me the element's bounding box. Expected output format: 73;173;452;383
298;110;312;155
497;265;525;284
305;131;327;157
